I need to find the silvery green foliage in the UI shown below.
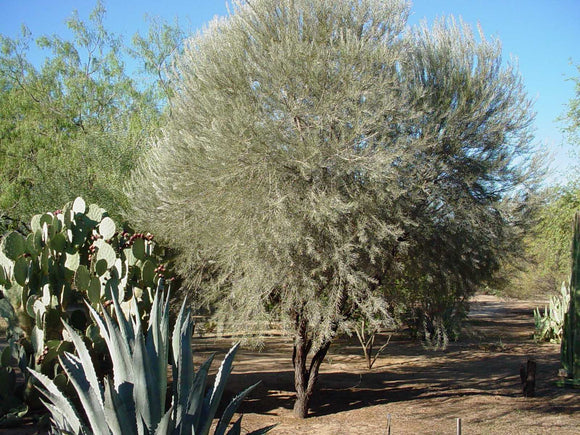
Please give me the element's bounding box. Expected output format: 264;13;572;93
29;291;267;435
129;0;537;360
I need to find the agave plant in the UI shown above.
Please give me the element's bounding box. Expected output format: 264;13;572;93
29;288;271;434
534;282;570;343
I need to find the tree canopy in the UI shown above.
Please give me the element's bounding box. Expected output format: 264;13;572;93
128;0;539;417
0;2;185;230
508;63;580;297
561;63;580;150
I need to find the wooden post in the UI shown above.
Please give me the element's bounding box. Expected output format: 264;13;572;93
386;413;391;435
519;359;536;397
456;418;462;435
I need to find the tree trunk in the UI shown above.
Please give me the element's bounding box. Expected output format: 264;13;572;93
292;341;331;418
520;359;536;397
292;318;332;418
291;289;348;418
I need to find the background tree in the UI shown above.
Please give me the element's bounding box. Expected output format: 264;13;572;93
129;0;538;418
500;64;580;298
561;63;580;151
0;1;185;233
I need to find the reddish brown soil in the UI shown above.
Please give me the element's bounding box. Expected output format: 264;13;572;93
197;296;579;434
1;296;578;434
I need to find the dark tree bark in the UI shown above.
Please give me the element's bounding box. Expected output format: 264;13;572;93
292;334;332;418
291;289;348;418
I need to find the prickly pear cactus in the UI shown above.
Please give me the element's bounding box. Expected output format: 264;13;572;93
0;197;172;378
560;212;580;387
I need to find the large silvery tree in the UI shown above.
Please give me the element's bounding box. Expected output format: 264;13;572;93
129;0;537;418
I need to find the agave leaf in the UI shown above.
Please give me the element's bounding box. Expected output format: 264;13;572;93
155;405;174;435
225;417;242;435
137;414;148;435
146;291;170;416
181;353;214;432
172;300;194;429
199;343;241;435
87;303;134;389
59;352;108;435
41;399;82;434
104;376;137;435
171;299;190;375
214;382;260;435
28;368;84;433
110;283;135;350
61;321;103;408
246;425;277;435
133;329;161;432
104;307;135;387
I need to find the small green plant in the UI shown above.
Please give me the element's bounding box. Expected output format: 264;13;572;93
422;316;450;351
29;290;273;434
534;282;570;343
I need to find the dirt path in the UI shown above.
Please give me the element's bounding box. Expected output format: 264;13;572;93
1;296;577;434
201;295;579;434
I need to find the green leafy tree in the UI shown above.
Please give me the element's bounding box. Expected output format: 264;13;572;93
129;0;538;417
561;63;580;150
529;185;580;293
0;2;184;232
502;64;580;298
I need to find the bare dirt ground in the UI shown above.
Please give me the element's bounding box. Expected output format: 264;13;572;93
1;295;578;434
194;295;579;434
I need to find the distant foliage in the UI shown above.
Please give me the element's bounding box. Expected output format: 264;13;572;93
499;64;580;299
559;63;580;151
0;1;185;229
502;185;580;298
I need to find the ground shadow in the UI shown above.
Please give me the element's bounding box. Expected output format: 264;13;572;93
218;296;575;421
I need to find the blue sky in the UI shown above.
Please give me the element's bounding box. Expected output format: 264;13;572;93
1;0;579;184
